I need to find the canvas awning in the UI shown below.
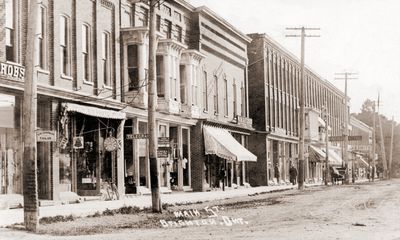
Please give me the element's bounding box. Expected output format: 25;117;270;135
356;155;370;168
309;145;343;165
62;102;126;120
203;125;257;162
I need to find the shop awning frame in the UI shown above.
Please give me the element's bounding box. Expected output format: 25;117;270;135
62;102;126;120
309;145;343;166
203;125;257;162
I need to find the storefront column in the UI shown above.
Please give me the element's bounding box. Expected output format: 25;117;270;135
282;143;287;181
116;120;125;197
52;101;60;200
177;126;183;190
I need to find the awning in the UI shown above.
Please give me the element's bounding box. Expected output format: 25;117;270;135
356;155;370;168
62;102;126;120
318;117;331;131
309;145;343;165
203;125;257;162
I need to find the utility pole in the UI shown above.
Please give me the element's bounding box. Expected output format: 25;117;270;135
286;27;320;190
335;72;357;184
372;101;376;181
148;0;161;212
323;103;329;186
377;94;388;179
388;116;394;179
23;0;39;231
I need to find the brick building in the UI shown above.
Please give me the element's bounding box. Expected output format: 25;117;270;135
0;0;257;204
247;33;348;185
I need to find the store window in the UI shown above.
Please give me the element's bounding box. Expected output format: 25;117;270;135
0;93;21;194
192;67;198;106
138;121;148;186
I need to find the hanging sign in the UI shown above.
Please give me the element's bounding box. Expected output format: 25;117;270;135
73;136;84;149
36;130;56;142
157;147;170;158
104;136;118;152
158;137;170;146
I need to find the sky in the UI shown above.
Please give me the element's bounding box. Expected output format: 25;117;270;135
189;0;400;122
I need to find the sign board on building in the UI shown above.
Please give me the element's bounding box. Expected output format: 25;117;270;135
0;62;25;80
126;133;149;139
157;147;169;158
329;135;363;142
73;136;84;149
158;137;170;146
36;130;56;142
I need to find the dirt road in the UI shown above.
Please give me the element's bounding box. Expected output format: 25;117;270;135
1;180;400;240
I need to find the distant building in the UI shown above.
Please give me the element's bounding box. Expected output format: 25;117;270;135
247;33;348;185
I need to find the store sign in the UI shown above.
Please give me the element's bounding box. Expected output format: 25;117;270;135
157;147;169;158
73;137;84;149
0;62;25;80
126;133;149;139
158;137;170;146
104;137;118;152
36;130;56;142
329;135;363;142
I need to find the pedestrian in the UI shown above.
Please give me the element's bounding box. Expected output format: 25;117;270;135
289;163;298;185
274;163;280;184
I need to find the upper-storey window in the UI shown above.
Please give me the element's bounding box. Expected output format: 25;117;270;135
102;32;111;87
156;15;161;31
213;75;219;114
38;6;47;69
223;76;228;116
174;25;182;42
233;80;237;117
156;55;164;97
138;6;148;27
5;0;15;62
82;24;91;82
163;19;172;39
203;71;208;111
60;15;71;76
127;45;139;91
192;67;198;106
241;82;245;117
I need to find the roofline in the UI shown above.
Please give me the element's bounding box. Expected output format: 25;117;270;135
194;6;252;43
249;33;346;98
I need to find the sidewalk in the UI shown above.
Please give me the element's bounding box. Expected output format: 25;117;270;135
0;184;308;227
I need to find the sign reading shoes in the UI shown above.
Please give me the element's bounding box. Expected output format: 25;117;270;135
0;62;25;80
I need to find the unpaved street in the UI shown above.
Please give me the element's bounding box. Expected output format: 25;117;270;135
1;180;400;240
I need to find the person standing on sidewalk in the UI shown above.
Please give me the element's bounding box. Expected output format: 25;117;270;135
274;163;280;184
289;163;298;185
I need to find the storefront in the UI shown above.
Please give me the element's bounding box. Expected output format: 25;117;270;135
59;103;126;198
123;117;193;194
201;124;256;191
0;92;22;195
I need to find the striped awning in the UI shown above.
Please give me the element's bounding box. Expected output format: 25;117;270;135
62;103;126;120
309;145;343;166
203;125;257;162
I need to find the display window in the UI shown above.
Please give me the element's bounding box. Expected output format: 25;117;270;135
0;93;22;194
